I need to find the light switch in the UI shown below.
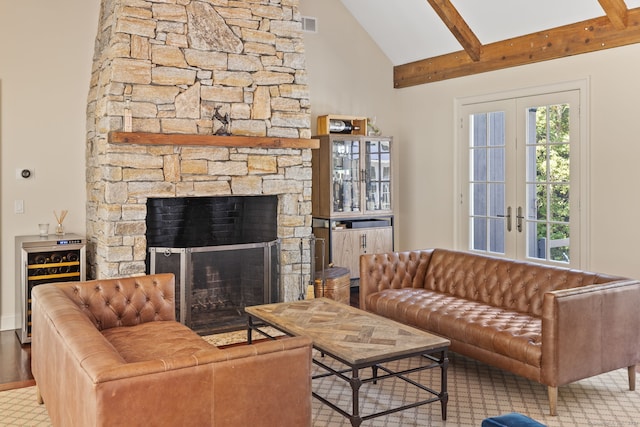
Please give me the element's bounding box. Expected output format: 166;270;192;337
15;199;24;214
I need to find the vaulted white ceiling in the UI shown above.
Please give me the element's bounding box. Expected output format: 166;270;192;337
341;0;640;66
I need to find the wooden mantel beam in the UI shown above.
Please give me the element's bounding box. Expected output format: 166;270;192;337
109;132;319;149
426;0;482;61
394;7;640;88
598;0;629;29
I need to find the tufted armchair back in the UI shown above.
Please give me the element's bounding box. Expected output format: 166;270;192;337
57;273;176;331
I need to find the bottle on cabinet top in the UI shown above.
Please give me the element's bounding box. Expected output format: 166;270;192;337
329;119;360;134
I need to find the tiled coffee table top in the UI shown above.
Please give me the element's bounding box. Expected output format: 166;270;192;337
246;298;450;365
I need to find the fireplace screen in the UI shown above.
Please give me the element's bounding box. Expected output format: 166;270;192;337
149;240;280;335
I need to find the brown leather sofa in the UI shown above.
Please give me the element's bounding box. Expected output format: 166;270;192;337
31;273;313;427
360;248;640;415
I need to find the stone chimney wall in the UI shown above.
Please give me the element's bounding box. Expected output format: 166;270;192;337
86;0;313;301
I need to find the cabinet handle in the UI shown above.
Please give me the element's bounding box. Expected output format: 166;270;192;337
361;233;367;250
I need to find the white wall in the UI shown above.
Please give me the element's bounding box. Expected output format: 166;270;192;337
300;0;399;136
0;1;99;329
394;45;640;279
299;0;402;248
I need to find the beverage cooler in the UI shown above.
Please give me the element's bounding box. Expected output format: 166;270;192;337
15;234;86;343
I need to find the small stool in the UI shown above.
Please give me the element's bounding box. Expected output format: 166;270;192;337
481;413;546;427
314;266;350;304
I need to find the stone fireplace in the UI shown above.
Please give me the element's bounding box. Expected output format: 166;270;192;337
85;0;315;302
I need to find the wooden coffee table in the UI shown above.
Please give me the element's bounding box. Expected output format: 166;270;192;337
245;298;450;427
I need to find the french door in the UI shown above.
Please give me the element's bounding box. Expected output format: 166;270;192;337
458;90;582;266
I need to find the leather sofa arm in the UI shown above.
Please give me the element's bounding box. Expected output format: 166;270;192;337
360;250;433;311
541;279;640;386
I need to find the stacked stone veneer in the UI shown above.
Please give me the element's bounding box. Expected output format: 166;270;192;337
86;0;313;301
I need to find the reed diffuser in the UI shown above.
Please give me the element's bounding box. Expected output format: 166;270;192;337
54;210;68;235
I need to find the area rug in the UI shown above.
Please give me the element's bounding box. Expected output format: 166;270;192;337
3;331;640;426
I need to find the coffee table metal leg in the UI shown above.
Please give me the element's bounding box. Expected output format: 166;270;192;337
440;350;449;420
349;367;363;427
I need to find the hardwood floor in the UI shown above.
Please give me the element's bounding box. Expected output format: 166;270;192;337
0;287;360;391
0;329;34;391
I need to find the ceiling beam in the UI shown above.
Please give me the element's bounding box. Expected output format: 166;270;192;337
394;7;640;88
598;0;629;29
426;0;482;61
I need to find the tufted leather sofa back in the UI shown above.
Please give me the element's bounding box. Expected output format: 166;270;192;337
360;249;625;317
423;249;623;317
57;273;176;331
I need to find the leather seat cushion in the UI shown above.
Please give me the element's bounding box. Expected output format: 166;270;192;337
367;288;542;368
102;320;219;363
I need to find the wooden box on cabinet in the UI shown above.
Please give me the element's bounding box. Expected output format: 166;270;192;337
317;115;367;136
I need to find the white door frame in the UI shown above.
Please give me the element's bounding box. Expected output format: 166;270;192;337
453;79;590;269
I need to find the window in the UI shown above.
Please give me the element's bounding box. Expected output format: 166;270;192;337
456;84;586;267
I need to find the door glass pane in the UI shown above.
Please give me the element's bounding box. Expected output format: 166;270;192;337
365;140;391;211
469;111;506;254
488;218;505;253
488;183;504;216
525;104;571;263
472;149;487;181
472;217;487;251
472;183;487;216
332;140;360;213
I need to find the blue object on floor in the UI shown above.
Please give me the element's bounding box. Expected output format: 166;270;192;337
481;412;546;427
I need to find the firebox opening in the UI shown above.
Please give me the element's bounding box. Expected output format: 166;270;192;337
146;195;277;248
145;195;279;335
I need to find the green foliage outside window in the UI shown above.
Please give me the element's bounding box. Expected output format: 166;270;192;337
535;104;570;262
